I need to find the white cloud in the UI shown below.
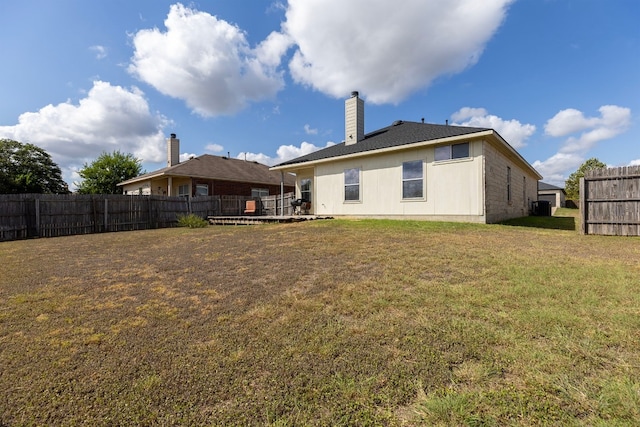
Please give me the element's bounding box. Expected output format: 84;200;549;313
240;141;335;166
532;104;631;185
284;0;513;104
128;3;289;117
532;152;584;185
90;45;107;59
0;80;167;188
546;105;631;152
303;124;318;135
450;107;535;148
205;143;224;153
630;159;640;166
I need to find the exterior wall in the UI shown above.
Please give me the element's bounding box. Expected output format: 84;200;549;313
483;141;539;223
123;177;293;197
122;180;152;195
308;140;486;222
211;180;293;197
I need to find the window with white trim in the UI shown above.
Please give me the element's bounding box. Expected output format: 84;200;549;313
300;178;312;202
195;184;209;196
178;184;189;197
251;188;269;198
402;160;424;199
435;142;470;161
344;168;360;201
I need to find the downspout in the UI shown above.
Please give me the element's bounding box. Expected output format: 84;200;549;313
280;171;284;217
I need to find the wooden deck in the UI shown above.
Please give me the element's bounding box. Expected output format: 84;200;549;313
207;215;332;225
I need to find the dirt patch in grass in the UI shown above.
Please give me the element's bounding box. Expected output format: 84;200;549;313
1;220;639;425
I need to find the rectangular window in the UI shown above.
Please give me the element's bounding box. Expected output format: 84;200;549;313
507;167;512;203
178;184;189;197
300;178;312;202
344;168;360;201
435;142;470;161
402;160;423;199
251;188;269;198
195;184;209;196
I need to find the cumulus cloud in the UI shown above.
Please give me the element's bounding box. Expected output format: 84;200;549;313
531;152;584;185
127;1;514;113
0;80;167;187
532;105;631;185
546;105;631;152
630;159;640;166
285;0;513;104
240;141;335;166
128;3;290;117
451;107;535;148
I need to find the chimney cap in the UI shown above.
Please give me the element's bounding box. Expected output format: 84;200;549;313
351;91;359;98
170;133;177;138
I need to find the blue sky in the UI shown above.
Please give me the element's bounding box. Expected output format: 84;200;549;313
1;0;638;189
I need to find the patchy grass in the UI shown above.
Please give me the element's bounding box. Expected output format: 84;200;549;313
501;208;580;231
1;219;639;425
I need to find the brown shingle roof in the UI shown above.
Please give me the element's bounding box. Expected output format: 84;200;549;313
119;154;295;186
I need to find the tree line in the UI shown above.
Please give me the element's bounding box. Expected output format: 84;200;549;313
0;139;142;195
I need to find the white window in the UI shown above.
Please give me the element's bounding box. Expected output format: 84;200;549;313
402;160;423;199
344;168;360;201
195;184;209;196
178;184;189;197
300;178;312;202
251;188;269;198
435;142;470;161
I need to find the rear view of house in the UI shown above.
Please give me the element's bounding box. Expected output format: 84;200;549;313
271;92;542;223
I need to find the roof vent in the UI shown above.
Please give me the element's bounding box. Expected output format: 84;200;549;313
392;120;403;126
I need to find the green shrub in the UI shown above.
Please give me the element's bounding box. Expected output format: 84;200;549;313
177;213;208;228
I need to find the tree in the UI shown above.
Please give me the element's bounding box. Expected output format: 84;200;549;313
76;150;143;194
0;139;69;194
565;158;606;200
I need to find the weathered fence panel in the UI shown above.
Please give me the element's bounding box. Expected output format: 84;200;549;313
0;192;296;242
261;193;296;216
580;166;640;236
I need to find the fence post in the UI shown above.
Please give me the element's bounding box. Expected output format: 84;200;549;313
104;198;109;232
579;177;586;235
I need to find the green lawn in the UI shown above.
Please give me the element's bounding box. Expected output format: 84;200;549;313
1;217;638;425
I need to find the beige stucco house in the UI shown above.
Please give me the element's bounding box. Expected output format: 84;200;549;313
271;92;542;223
119;134;294;197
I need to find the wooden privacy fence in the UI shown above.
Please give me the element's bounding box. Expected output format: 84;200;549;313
0;192;295;242
580;166;640;236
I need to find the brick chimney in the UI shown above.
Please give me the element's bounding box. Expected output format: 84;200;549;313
167;133;180;167
345;91;364;145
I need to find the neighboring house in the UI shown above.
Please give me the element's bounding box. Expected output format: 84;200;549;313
271;92;542;223
537;182;566;208
119;134;295;197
